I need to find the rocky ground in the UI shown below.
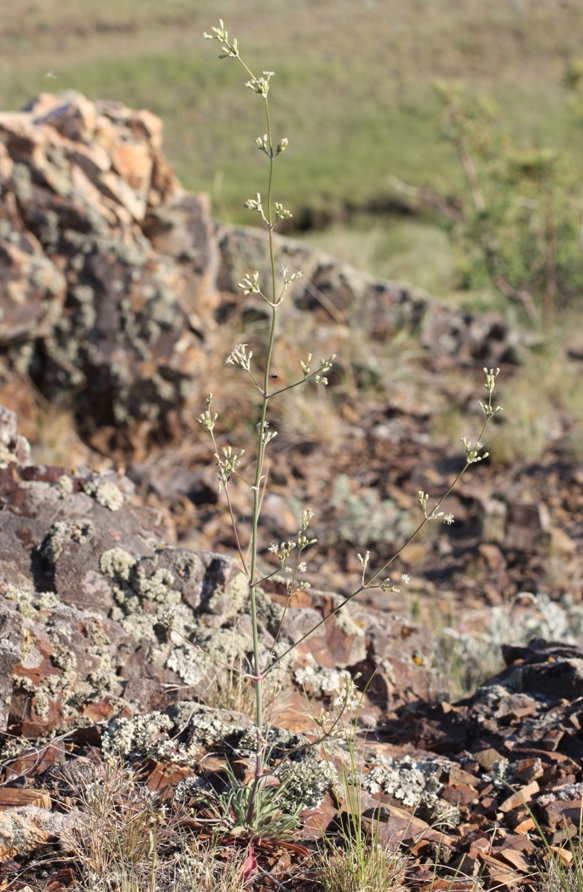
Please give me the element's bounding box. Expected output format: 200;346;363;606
2;91;583;891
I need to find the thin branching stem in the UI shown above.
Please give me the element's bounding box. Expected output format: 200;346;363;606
267;364;332;398
208;426;249;577
265;409;495;678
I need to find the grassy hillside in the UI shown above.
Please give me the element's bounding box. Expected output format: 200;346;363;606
2;1;583;303
2;1;582;222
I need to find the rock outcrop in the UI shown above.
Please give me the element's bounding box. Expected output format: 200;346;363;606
0;91;518;455
0;406;430;740
0;91;215;453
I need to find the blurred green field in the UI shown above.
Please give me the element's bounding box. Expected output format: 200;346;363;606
2;0;583;298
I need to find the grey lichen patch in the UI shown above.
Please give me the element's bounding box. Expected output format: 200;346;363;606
10;601;124;724
333;605;366;639
21;628;35;661
100;547;137;582
61;661;124;719
0;444;17;468
4;584;60;620
174;551;199;579
417;796;461;830
100;548;141;622
83;616;112;650
276;757;337;811
294;665;351;698
232;726;336;810
173;775;212;802
102;711;174;758
251;586;284;636
116;611;159;641
32;688;51;721
361;754;460;829
193;626;252;667
100;548;184;641
95;547;286;700
166;702;251;756
55;475;74;497
18;481;60;500
229;571;249;612
40;519;95;563
82;477;125;511
9;599;38;621
0;734;49;760
12;673;52;721
201;569;248;620
86;659;122;696
21;642;82;718
40;523;69;563
166;644;206;687
35;592;61;610
50;649;77;674
166;622;267;691
362;756;443;804
148;641;172;668
102;704;247;764
481;757;515;789
131;565;181;606
474;682;514;706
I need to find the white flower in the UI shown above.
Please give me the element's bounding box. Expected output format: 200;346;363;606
225;343;252;371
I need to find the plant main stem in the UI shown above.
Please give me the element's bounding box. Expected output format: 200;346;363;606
246;93;278;828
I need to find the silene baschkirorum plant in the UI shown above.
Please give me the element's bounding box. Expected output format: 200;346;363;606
198;20;502;840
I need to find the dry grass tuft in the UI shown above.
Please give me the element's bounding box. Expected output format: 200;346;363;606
318;839;405;892
61;757;249;892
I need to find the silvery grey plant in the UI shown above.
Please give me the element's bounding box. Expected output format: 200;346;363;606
200;20;502;837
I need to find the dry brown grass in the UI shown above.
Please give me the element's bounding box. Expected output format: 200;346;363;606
60;757;249;892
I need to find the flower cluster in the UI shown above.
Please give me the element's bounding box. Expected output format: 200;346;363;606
239;271;261;295
460;436;488;464
418;491;455;524
268;540;296;567
246;70;275;98
197;393;217;432
215;445;245;491
274;202;292;222
281;266;302;290
257;420;278;446
225;343;252;371
203;19;239;59
479;367;504;418
255;133;290;158
300;354;336;385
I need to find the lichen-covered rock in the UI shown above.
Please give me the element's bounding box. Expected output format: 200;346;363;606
0;233;65;343
0;90;520;456
0;806;75;860
0;414;255;733
216;224;518;364
0;598;23;729
0;91;212;451
0;407;435;739
0;404;31;467
102;702;254;763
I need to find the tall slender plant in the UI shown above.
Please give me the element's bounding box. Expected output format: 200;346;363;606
200;21;502;836
200;20;334;826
